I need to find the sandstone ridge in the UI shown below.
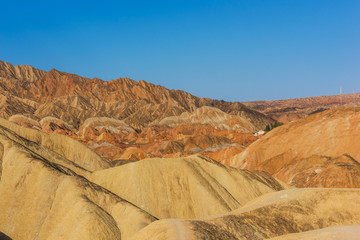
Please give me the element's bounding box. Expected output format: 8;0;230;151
130;188;360;240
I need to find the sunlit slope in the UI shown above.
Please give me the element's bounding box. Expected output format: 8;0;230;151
0;119;155;240
228;108;360;187
130;188;360;240
91;155;288;219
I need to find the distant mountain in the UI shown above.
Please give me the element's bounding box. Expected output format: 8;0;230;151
244;93;360;123
0;59;277;162
0;59;273;130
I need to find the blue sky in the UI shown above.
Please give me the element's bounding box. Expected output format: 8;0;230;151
1;0;359;101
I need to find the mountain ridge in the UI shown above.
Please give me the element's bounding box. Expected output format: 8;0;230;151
0;59;273;130
244;92;360;123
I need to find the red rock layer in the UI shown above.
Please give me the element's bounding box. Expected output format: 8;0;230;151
228;107;360;188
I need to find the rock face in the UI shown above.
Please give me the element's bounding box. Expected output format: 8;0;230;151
130;188;360;240
244;93;360;123
90;155;288;219
228;108;360;188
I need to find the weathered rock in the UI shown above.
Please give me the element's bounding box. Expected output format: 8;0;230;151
40;116;76;136
229;108;360;187
9;114;41;130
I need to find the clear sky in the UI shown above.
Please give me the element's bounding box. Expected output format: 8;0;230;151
1;0;359;101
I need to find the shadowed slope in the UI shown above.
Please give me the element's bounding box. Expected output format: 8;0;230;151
267;225;360;240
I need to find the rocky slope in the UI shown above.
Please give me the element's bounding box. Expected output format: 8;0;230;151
227;107;360;188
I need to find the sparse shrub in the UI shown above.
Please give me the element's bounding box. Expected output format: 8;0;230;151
264;121;283;133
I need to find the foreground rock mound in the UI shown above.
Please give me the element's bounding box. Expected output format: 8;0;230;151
130;188;360;240
228;108;360;187
91;155;288;219
0;119;155;240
